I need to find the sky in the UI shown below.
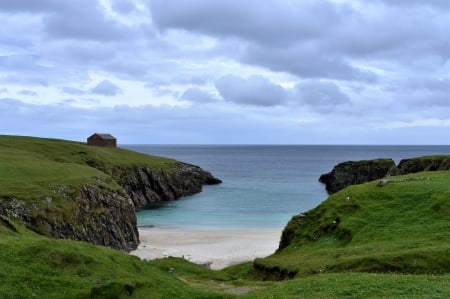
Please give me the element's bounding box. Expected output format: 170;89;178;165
0;0;449;144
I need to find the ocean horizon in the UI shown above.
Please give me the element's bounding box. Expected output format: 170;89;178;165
123;145;450;230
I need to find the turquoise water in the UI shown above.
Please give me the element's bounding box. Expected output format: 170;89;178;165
123;145;450;229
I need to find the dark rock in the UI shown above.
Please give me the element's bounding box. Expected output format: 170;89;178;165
319;155;450;194
319;159;395;194
397;156;450;174
0;161;221;252
115;162;222;209
1;185;139;252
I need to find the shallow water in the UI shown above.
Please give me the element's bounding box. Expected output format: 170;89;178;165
123;145;450;229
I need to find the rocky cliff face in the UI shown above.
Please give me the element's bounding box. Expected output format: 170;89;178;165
319;159;396;194
0;162;221;252
319;155;450;194
397;156;450;174
0;184;139;252
114;162;222;209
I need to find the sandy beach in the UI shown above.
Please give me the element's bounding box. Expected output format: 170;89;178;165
130;228;281;270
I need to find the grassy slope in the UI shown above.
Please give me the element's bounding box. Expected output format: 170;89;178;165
0;218;226;299
0;135;176;203
255;171;450;276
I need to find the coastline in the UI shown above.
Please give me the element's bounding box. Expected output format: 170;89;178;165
130;227;281;270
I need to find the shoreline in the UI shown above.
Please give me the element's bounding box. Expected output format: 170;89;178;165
130;227;281;270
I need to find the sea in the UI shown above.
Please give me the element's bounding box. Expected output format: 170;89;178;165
123;145;450;230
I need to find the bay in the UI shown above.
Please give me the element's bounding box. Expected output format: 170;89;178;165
123;145;450;230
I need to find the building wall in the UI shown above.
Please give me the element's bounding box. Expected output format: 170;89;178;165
87;135;117;147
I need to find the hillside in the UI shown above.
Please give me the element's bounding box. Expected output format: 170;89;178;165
0;135;220;251
255;171;450;277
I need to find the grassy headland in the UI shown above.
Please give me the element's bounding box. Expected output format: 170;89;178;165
255;171;450;277
0;135;176;203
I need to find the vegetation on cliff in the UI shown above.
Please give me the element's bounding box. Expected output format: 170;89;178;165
0;135;220;251
256;171;450;278
319;155;450;194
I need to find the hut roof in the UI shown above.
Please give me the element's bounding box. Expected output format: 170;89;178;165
90;133;116;140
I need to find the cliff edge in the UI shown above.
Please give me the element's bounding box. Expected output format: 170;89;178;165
319;155;450;194
0;135;221;251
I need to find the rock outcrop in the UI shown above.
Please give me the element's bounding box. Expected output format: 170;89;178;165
0;163;221;252
0;136;222;252
0;184;139;251
319;155;450;194
114;162;222;209
397;156;450;174
319;159;396;194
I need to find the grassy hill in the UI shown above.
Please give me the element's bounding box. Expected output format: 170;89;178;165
0;135;176;203
255;171;450;277
0;135;177;202
0;217;226;299
1;135;450;297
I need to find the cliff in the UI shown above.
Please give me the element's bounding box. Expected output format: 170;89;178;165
114;162;221;209
0;135;221;252
319;159;396;194
257;170;450;278
319;155;450;194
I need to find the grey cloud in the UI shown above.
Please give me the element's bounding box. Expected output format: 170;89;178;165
0;75;49;86
294;81;350;111
43;2;132;41
405;77;450;93
0;55;45;72
0;88;8;93
18;89;38;96
180;88;218;103
150;0;348;46
90;80;122;96
0;0;62;12
376;0;450;9
215;75;287;107
329;6;449;61
110;0;137;14
243;44;376;82
0;0;135;41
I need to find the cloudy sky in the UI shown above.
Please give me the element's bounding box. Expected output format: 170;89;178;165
0;0;449;144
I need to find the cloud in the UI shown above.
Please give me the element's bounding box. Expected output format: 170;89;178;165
374;118;450;129
150;0;346;46
90;80;122;96
0;88;8;93
110;0;137;14
60;86;87;95
215;75;287;107
242;44;377;82
180;88;218;103
18;89;38;96
294;81;351;111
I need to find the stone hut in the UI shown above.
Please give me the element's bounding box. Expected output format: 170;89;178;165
87;133;117;148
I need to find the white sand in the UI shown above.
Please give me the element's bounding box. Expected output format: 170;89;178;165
130;228;281;270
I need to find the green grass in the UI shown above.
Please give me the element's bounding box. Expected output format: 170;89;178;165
0;218;227;299
255;171;450;276
0;135;176;203
242;273;450;298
